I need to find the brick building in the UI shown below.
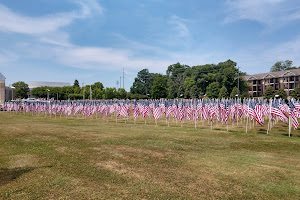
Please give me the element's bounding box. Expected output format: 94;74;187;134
0;72;5;103
242;69;300;97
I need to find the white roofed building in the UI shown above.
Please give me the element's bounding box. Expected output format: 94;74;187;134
29;81;70;89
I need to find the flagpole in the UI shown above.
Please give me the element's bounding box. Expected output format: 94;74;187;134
289;114;291;137
267;99;272;135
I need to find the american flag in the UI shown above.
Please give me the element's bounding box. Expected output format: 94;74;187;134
271;99;288;123
289;100;299;130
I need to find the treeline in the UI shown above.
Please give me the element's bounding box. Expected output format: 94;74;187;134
31;81;128;100
264;87;300;101
130;59;250;99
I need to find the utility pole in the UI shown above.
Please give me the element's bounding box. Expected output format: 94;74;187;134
120;76;122;89
82;81;85;100
237;66;240;96
123;68;125;90
117;80;119;90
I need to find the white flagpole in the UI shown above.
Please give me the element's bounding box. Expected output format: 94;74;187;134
289;115;291;137
267;99;272;135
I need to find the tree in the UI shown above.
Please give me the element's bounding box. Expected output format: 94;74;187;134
190;85;198;98
206;82;220;99
103;87;117;99
270;60;294;72
12;81;29;99
177;85;185;98
291;87;300;100
73;79;80;87
151;74;168;99
117;88;127;99
167;79;177;99
91;82;104;90
230;86;239;98
166;62;190;80
219;86;228;99
130;69;158;97
183;77;195;98
275;88;288;101
264;86;275;100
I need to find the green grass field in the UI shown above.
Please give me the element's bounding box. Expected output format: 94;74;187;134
1;112;300;199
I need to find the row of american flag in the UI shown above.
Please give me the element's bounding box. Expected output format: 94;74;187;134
1;98;300;131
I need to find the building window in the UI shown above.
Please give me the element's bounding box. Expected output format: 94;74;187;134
258;80;261;84
253;80;256;84
275;78;279;83
290;83;294;89
270;79;274;83
290;77;294;81
296;76;299;81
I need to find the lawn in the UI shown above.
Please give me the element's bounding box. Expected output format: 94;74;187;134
1;112;300;199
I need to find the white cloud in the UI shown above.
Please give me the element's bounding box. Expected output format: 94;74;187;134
168;15;190;38
263;36;300;65
224;0;300;25
0;5;75;35
0;50;18;64
53;45;172;73
0;0;102;35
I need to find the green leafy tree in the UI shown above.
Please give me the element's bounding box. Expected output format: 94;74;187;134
103;87;117;99
117;88;127;99
206;82;220;99
270;60;294;72
92;88;104;99
219;86;228;99
73;79;80;87
31;86;47;98
291;87;300;100
275;88;288;101
230;86;239;98
183;77;195;98
167;79;177;99
91;82;104;90
240;91;249;99
263;86;275;100
190;85;198;99
12;81;29;99
130;69;158;97
74;86;81;94
151;74;168;99
177;85;185;98
166;62;190;80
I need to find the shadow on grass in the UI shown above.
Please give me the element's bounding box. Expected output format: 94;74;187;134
257;129;267;135
0;166;53;186
281;133;293;137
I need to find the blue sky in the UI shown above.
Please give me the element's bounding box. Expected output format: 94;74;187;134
1;0;300;91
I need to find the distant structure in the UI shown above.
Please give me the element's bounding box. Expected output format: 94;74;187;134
29;81;70;89
0;72;5;103
242;68;300;97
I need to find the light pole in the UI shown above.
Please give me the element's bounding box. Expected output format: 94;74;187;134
237;66;240;96
11;86;15;100
46;89;50;100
